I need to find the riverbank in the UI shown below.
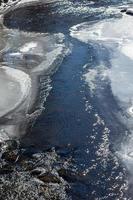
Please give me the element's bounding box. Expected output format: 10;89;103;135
0;139;72;200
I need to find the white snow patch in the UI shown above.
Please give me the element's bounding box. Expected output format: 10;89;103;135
20;42;37;53
0;66;31;118
70;15;133;43
121;41;133;60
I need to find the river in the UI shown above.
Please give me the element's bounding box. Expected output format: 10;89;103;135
1;0;133;199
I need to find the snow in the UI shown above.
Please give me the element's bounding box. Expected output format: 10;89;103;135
126;8;133;15
20;42;37;53
70;14;133;113
0;66;31;118
70;13;133;171
70;15;133;43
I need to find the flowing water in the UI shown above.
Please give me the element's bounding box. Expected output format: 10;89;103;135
1;0;133;199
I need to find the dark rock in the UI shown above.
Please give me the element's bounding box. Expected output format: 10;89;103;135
5;140;19;151
126;8;133;16
0;165;13;174
21;146;38;157
3;0;9;3
1;150;18;162
20;160;34;171
120;9;127;13
31;167;46;176
58;168;80;183
38;172;61;184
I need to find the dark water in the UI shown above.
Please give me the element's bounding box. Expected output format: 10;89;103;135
3;0;133;199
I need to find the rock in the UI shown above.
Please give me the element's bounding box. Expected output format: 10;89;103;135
1;150;18;162
21;146;38;157
38;172;61;184
126;8;133;16
32;177;45;186
0;140;19;162
128;151;133;158
31;167;47;176
4;140;19;151
120;8;127;13
58;168;83;183
58;168;77;182
0;164;13;174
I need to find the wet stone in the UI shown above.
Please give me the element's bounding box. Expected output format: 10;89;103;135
0;142;71;199
1;150;18;162
20;159;35;171
0;164;13;174
38;172;61;184
4;139;19;151
120;9;127;13
126;8;133;16
58;168;78;183
31;167;47;176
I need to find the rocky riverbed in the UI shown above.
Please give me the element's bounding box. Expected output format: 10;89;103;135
0;139;73;200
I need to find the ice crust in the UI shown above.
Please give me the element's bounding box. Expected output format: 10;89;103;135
70;13;133;168
0;66;31;118
0;15;68;139
70;14;133;113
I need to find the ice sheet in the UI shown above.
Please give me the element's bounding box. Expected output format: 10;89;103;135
70;14;133;169
0;66;31;118
70;14;133;111
0;27;68;138
70;15;133;43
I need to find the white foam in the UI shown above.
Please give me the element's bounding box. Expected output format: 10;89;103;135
84;68;98;93
84;65;108;94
